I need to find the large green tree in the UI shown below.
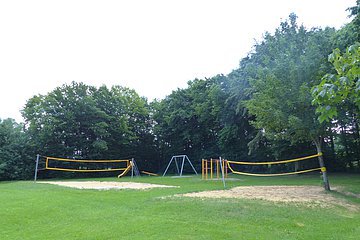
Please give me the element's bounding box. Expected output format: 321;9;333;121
244;14;335;189
22;82;157;173
312;43;360;170
311;1;360;171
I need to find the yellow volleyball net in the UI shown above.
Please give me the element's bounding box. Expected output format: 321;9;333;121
44;156;131;172
226;153;326;177
33;155;135;182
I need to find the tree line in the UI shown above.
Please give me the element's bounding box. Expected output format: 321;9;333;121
1;2;359;180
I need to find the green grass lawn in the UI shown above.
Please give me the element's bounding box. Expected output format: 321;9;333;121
1;173;359;239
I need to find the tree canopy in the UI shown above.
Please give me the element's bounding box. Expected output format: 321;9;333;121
312;43;360;122
1;2;360;180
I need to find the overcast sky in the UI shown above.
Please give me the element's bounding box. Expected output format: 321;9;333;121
0;0;355;122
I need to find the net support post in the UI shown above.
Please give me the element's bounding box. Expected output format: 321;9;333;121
219;157;226;189
34;154;40;183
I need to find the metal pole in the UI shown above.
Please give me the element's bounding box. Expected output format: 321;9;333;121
219;157;226;188
131;158;134;179
180;156;185;176
174;157;180;174
163;157;174;176
34;154;40;183
186;155;198;175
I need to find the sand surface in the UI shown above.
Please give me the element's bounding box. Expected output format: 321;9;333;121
180;185;358;209
39;181;177;190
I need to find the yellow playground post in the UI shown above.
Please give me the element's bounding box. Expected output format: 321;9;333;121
202;158;228;180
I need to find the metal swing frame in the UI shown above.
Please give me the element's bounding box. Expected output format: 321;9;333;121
162;155;198;176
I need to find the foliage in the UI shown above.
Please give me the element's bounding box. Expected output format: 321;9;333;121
347;0;360;42
312;43;360;170
152;72;266;169
312;43;360;122
22;82;158;173
0;118;32;180
2;3;360;180
244;14;335;155
152;76;226;165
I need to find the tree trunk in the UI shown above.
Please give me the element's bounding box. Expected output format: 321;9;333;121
353;113;360;171
313;137;331;191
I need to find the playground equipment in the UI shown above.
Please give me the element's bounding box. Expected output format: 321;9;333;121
141;171;158;176
34;155;138;182
117;159;141;178
202;158;228;180
117;164;132;177
163;155;198;176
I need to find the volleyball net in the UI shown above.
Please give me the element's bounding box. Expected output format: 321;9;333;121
226;153;326;177
34;155;133;181
44;156;131;172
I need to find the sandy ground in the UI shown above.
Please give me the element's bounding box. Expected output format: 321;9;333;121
39;181;177;190
180;185;358;209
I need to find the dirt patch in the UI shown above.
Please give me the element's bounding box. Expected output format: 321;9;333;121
181;185;358;209
39;181;178;190
206;178;242;181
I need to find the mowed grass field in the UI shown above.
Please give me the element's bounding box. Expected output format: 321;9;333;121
1;174;360;239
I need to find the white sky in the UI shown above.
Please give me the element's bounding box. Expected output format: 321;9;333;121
0;0;355;122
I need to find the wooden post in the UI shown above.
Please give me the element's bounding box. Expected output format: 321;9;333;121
216;160;219;179
210;159;213;179
45;157;48;169
201;159;204;180
205;160;208;180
